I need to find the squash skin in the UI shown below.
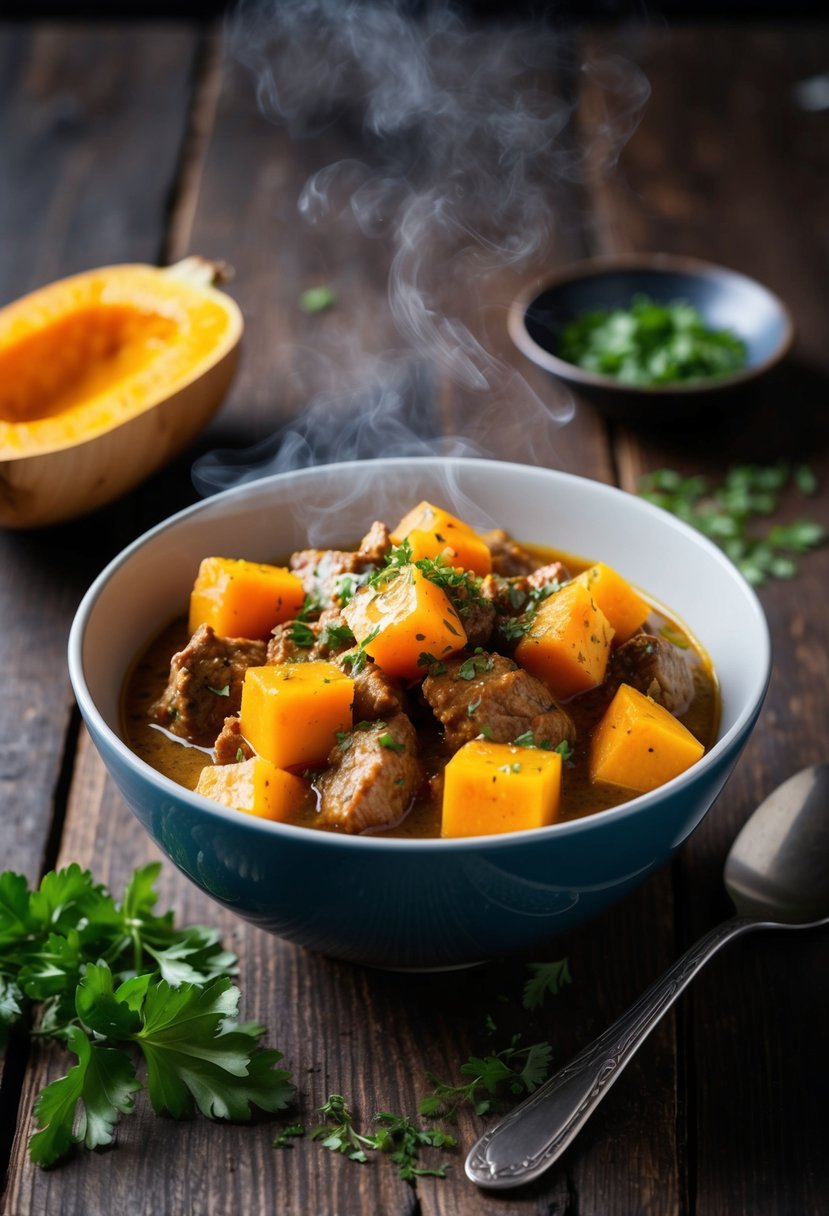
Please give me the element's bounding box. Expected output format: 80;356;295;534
0;262;243;528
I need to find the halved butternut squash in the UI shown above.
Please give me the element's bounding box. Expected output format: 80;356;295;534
0;258;243;528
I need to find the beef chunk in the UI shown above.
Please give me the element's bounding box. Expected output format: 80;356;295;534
266;608;353;666
289;520;391;603
526;561;570;592
454;590;496;649
213;715;254;765
356;519;392;565
422;651;575;752
351;662;407;721
150;625;266;746
481;564;569;623
316;714;421;833
610;634;695;716
482;528;541;577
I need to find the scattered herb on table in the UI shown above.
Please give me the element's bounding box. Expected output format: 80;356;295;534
558;294;747;386
298;285;337;314
637;464;826;586
0;863;294;1168
522;958;573;1010
309;1094;456;1179
419;1034;553;1120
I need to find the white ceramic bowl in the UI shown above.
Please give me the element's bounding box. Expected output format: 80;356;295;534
68;458;770;968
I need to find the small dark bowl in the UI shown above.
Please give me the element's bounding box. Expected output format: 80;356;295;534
508;254;794;423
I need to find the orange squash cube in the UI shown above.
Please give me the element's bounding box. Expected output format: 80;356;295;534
390;501;492;576
195;757;309;821
342;564;467;679
515;580;614;701
574;562;650;645
240;661;354;769
589;683;705;793
442;740;562;837
189;557;305;640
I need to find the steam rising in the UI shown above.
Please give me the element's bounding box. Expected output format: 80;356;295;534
193;0;650;495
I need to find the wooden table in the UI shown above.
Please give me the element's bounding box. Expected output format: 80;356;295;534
2;16;827;1215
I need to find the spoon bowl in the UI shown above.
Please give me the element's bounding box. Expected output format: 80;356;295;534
466;763;829;1189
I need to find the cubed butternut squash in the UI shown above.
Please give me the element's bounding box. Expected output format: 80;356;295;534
195;756;309;821
342;564;467;679
189;557;305;640
441;740;562;837
589;682;705;793
574;562;650;645
240;661;354;769
514;580;614;701
390;500;492;576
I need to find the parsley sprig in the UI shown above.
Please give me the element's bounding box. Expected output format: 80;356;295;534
638;464;825;586
419;1035;553;1120
310;1094;456;1179
522;959;573;1010
0;863;294;1168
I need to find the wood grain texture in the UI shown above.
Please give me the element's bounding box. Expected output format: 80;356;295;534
585;24;829;1216
0;24;202;883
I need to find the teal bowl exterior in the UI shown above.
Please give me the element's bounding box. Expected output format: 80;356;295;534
68;459;771;969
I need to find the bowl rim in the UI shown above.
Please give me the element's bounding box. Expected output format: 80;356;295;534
68;456;771;853
507;252;795;397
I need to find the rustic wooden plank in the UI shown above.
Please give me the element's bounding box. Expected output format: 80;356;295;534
0;22;203;878
583;24;829;1216
0;17;207;1208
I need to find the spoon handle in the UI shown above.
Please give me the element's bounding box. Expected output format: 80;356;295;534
465;914;761;1189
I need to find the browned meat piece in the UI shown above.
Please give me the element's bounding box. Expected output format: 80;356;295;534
610;634;695;716
289;520;391;603
266;608;353;666
266;621;318;665
481;564;569;620
422;651;575;752
357;519;391;564
351;662;407;721
150;625;266;746
526;561;569;591
482;528;539;577
213;715;254;764
316;714;421;833
451;585;496;649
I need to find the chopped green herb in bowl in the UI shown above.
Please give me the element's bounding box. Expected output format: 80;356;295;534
557;295;747;387
508;254;793;420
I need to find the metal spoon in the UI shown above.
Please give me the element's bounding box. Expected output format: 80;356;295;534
466;762;829;1190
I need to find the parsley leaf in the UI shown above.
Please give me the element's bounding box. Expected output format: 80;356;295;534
420;1035;553;1120
638;464;826;586
311;1093;373;1163
0;863;294;1169
522;958;573;1010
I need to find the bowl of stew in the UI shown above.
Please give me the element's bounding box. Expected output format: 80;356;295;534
508;254;793;422
68;457;770;969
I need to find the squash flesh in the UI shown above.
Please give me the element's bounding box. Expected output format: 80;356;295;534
0;305;179;424
0;264;241;459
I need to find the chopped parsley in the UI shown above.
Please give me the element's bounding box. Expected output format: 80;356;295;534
419;1035;553;1120
638;464;826;586
559;294;747;386
340;627;381;676
207;684;230;697
288;620;317;648
378;733;406;753
456;651;494;681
